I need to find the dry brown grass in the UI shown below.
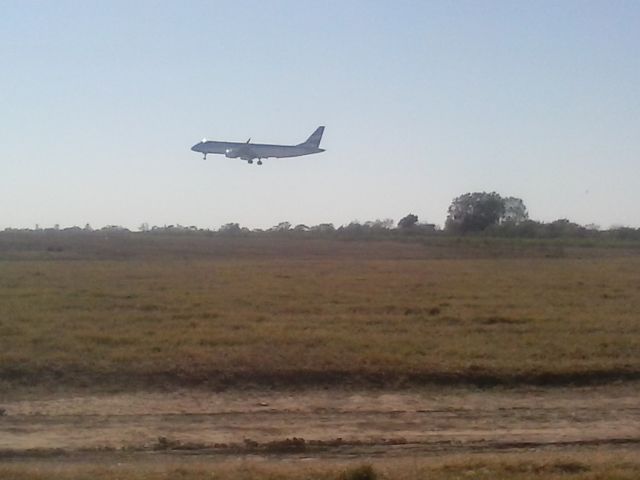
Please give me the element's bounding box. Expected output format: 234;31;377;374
1;235;639;389
2;451;640;480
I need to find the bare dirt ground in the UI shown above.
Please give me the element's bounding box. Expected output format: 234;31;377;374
2;384;639;460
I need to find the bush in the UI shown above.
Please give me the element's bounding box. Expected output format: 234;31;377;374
339;464;378;480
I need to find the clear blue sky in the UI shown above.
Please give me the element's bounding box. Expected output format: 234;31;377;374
2;0;639;229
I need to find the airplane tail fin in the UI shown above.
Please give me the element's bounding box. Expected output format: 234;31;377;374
299;126;325;148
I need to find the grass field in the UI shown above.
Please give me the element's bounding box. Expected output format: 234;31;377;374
3;452;640;480
1;233;639;389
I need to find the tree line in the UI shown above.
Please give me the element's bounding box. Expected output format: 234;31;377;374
4;192;640;240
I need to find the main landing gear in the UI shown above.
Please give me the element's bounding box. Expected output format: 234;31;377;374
257;160;263;165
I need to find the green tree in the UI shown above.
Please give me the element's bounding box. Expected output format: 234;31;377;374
218;223;242;235
271;221;291;232
445;192;506;233
398;213;419;229
502;197;528;224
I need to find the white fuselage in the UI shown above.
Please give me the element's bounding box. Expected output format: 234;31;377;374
192;141;323;160
191;126;326;163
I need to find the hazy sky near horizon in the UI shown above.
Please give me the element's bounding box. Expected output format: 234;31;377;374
2;0;639;230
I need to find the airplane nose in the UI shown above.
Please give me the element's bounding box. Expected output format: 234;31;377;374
191;143;201;152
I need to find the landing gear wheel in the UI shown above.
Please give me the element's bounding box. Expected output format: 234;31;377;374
257;160;263;165
248;159;253;164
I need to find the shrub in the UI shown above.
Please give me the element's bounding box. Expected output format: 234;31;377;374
339;464;378;480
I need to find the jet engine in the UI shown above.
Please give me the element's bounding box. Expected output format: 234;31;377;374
224;148;240;159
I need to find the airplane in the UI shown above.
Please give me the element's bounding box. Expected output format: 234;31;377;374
191;126;325;165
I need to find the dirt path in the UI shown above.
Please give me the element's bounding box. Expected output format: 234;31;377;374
1;385;639;457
